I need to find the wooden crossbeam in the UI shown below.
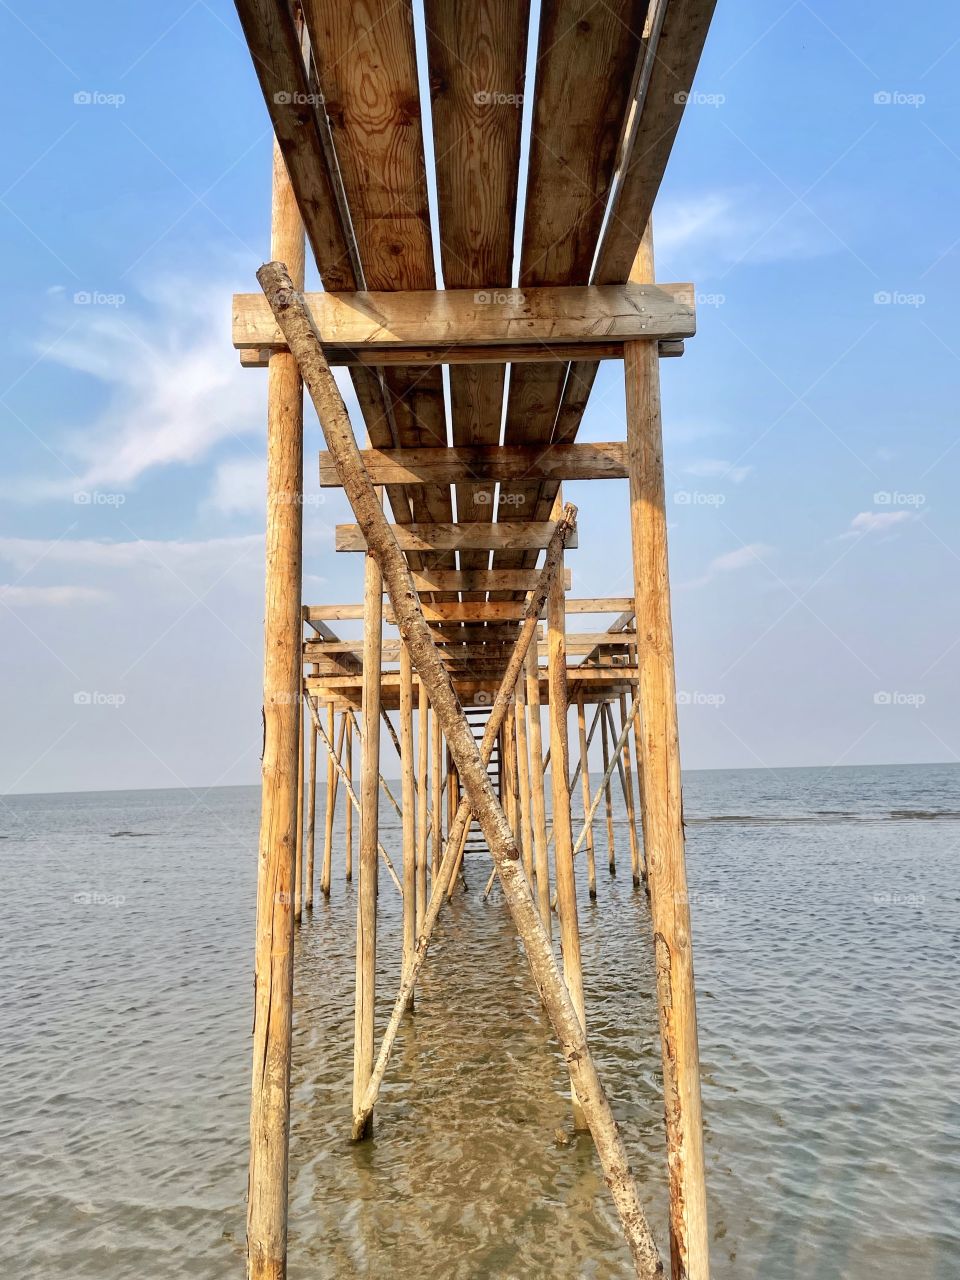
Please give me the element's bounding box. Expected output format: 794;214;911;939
407;568;572;593
319;442;627;487
304;638;630;662
306;667;638;691
335;521;577;553
233;282;695;360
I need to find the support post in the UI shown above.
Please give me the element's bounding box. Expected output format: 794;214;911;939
600;704;617;875
354;547;382;1140
344;714;353;882
400;643;416;1012
619;690;644;889
547;490;587;1131
295;691;304;923
304;694;317;911
514;671;534;881
431;713;442;879
576;693;597;900
319;703;333;897
246;140;304;1280
525;644;551;934
624;228;709;1280
416;687;429;927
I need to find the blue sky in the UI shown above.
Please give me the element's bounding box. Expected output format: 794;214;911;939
2;0;958;793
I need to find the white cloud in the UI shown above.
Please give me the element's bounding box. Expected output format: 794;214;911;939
0;584;107;607
205;455;266;515
38;264;262;492
0;533;262;575
654;189;835;272
682;458;753;483
710;543;773;573
848;510;916;535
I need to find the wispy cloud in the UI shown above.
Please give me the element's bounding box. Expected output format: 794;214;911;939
682;458;754;483
0;584;108;607
837;510;919;539
680;542;775;590
204;456;266;516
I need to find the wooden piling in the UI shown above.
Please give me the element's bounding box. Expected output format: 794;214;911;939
514;672;534;881
304;695;317;911
431;713;442;879
400;643;416;1012
246;140;304;1280
353;548;382;1140
294;691;304;924
600;704;617;874
319;703;334;897
624;224;710;1274
576;693;598;900
344;714;353;883
416;687;429;927
618;690;643;888
525;644;551;934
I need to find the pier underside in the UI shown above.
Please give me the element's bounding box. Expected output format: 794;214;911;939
233;3;718;1277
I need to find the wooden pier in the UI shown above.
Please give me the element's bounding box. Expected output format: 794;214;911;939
234;2;717;1276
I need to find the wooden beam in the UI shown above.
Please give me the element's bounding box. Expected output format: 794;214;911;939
407;567;572;593
336;521;577;553
234;282;695;356
319;442;628;487
306;667;639;692
400;644;416;1013
566;597;634;614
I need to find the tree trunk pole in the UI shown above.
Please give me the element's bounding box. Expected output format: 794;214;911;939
600;703;617;874
294;691;304;923
258;261;664;1277
514;670;534;881
547;490;587;1131
400;643;417;1012
416;687;429;927
622;217;709;1280
431;713;442;879
319;703;335;897
353;547;382;1140
246;142;304;1280
576;693;598;900
344;714;353;883
618;690;644;888
304;696;317;911
525;644;551;934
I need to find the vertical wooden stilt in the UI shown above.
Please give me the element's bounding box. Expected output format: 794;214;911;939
304;695;317;912
618;691;643;889
576;693;597;900
353;548;382;1141
547;491;586;1131
295;691;304;923
246;138;304;1280
514;672;534;881
431;713;442;879
625;227;710;1274
400;644;416;1012
525;643;551;934
502;702;517;838
600;704;617;875
344;714;353;883
319;703;336;896
416;687;429;927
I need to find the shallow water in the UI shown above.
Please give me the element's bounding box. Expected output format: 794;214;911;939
1;763;958;1277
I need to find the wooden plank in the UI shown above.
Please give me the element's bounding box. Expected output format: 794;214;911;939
241;337;684;369
232;283;695;353
307;667;638;691
319;443;628;487
335;521;577;553
565;597;634;614
407;568;572;593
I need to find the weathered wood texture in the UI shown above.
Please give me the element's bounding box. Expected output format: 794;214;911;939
319;443;629;487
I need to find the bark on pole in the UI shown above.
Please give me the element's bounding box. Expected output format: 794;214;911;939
514;670;535;881
320;703;336;896
353;547;382;1139
400;643;417;1012
525;643;552;934
246;142;304;1280
257;262;664;1278
621;210;709;1280
431;713;442;880
294;692;304;923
